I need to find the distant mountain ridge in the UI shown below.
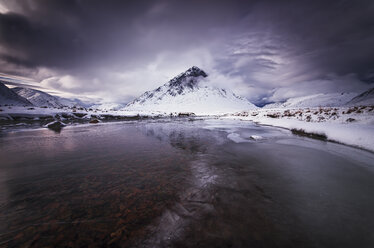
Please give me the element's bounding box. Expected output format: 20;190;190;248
12;87;87;108
124;66;257;114
0;82;32;106
12;87;63;108
263;92;358;109
346;87;374;106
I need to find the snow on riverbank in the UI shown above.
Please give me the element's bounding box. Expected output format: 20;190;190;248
225;106;374;152
0;106;151;119
1;105;374;153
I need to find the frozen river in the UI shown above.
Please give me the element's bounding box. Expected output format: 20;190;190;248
0;119;373;247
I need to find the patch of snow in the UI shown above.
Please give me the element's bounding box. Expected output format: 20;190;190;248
250;135;263;140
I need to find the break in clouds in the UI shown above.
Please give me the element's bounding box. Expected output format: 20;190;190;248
0;0;373;106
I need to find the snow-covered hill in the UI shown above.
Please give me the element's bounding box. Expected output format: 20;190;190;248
263;92;357;109
124;66;257;115
0;82;32;106
347;87;374;106
12;87;63;108
12;87;87;108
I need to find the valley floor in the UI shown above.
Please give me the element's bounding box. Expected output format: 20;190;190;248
1;105;374;153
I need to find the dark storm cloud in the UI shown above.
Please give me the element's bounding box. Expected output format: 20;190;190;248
0;0;149;69
0;0;373;105
0;0;251;70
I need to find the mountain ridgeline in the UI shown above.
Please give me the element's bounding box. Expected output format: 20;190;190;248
0;82;32;106
12;87;87;108
1;69;373;112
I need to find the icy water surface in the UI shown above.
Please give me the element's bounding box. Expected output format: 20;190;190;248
0;119;373;247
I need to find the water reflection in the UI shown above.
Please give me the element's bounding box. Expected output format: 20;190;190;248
141;120;225;154
0;123;196;247
0;120;373;248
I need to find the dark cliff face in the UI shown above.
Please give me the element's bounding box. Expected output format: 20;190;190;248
127;66;209;105
167;66;208;95
169;66;208;87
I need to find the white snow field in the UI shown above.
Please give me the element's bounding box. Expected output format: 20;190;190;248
263;92;358;109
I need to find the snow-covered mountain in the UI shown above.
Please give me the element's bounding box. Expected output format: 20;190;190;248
12;87;63;108
263;92;358;109
346;87;374;106
12;87;87;108
0;82;32;106
124;66;257;115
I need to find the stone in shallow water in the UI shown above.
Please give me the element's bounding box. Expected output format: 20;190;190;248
45;121;66;132
89;119;100;124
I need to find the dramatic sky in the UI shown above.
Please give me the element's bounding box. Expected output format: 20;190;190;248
0;0;373;106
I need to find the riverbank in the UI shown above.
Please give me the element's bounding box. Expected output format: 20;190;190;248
225;106;374;152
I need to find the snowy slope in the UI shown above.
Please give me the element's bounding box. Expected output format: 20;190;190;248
264;92;357;109
56;97;88;108
124;66;257;115
12;87;63;108
12;87;87;108
0;82;32;106
346;87;374;106
90;102;124;110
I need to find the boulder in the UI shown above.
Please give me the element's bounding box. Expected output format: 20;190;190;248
89;119;99;124
45;121;66;132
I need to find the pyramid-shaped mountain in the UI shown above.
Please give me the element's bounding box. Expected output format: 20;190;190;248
124;66;257;115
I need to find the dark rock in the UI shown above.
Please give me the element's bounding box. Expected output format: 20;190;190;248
73;113;87;118
346;118;356;122
266;113;280;118
89;119;99;124
178;112;196;117
291;128;327;141
46;121;66;132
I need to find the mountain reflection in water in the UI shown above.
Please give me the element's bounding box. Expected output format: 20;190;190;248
0;119;373;248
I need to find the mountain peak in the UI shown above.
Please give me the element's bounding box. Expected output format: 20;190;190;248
184;66;208;78
168;66;207;91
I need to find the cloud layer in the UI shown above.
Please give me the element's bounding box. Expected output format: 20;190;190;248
0;0;373;105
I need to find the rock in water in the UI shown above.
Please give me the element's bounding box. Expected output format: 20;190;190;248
45;121;66;132
89;119;99;124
